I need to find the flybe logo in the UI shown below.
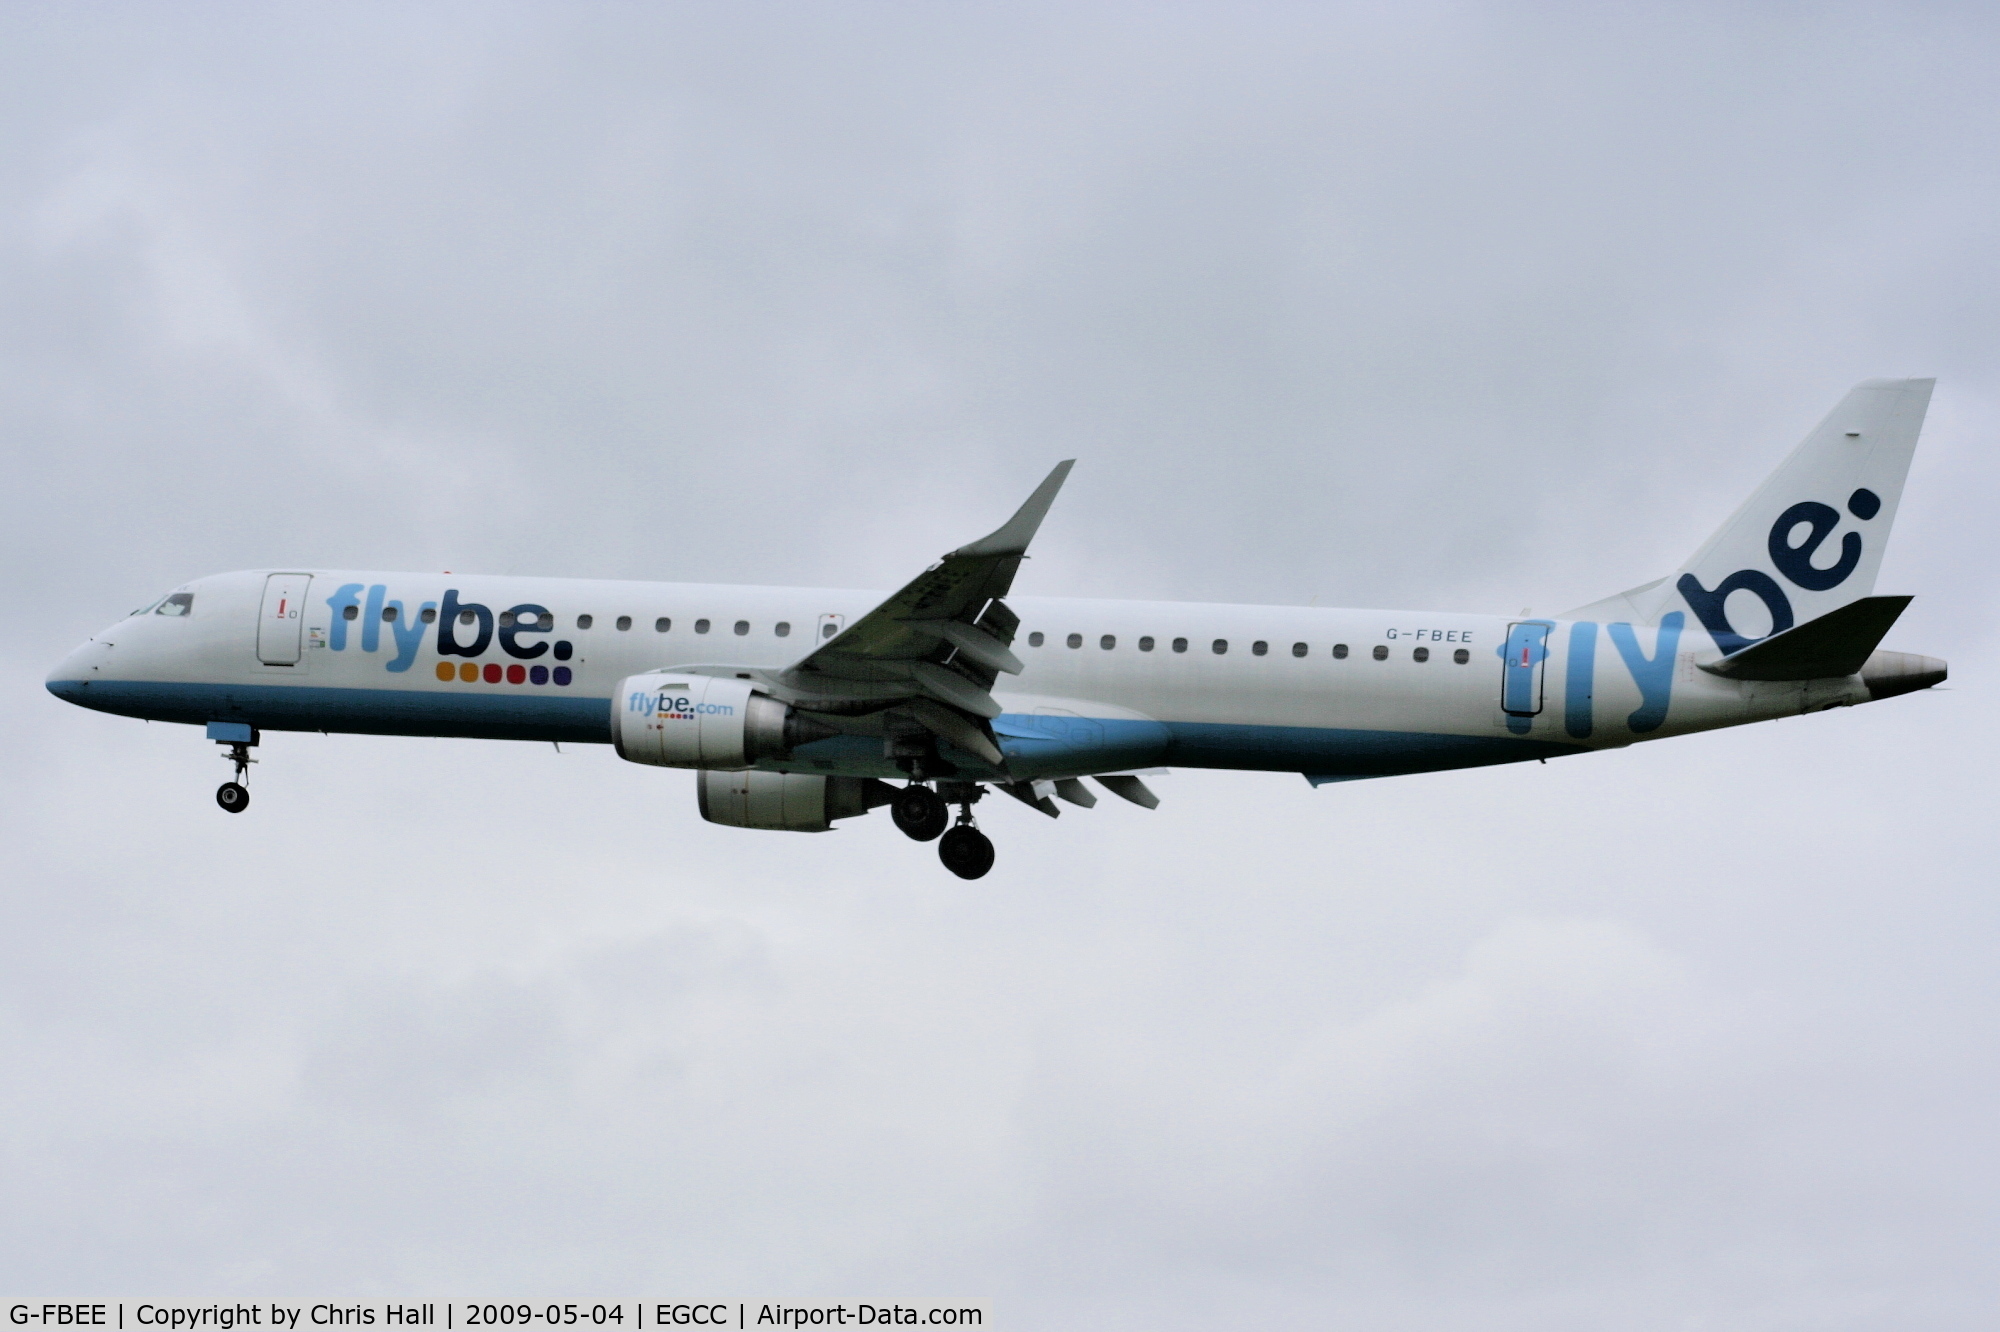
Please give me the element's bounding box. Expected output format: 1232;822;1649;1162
628;692;734;720
323;585;577;686
1677;489;1882;654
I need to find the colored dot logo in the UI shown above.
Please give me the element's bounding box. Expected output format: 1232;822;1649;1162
435;660;573;686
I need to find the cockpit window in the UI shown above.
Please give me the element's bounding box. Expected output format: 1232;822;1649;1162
154;593;194;617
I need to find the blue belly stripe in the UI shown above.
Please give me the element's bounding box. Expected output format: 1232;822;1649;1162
1163;720;1583;777
48;680;1586;777
46;679;614;744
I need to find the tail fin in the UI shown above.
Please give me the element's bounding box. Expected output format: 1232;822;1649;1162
1564;378;1935;654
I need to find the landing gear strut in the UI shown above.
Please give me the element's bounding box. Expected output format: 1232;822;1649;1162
935;783;994;880
210;723;258;814
216;746;253;813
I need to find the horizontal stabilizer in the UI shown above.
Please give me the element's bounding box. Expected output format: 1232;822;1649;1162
1700;595;1912;681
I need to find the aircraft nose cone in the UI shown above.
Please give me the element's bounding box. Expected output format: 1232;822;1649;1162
46;641;103;703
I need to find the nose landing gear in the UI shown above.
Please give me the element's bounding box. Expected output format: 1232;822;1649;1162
208;722;258;814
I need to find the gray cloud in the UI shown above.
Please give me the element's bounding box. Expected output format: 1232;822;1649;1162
5;3;2000;1325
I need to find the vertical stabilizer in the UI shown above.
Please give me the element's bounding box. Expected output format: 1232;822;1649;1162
1564;378;1934;655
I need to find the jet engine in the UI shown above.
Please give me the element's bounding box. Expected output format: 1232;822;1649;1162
611;671;834;769
697;770;896;832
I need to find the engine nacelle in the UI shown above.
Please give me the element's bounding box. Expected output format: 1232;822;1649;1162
697;770;895;832
612;671;817;769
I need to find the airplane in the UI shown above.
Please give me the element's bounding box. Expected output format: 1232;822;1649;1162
47;378;1946;880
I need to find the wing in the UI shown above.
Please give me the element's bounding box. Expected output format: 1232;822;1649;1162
774;461;1074;767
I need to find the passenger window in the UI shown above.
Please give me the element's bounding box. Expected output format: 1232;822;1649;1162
1332;643;1348;659
343;605;360;621
1454;648;1470;664
1029;632;1045;647
1372;645;1388;660
775;622;791;637
382;606;398;622
421;607;437;624
616;616;632;631
1291;642;1307;657
1172;637;1188;653
155;593;194;617
695;619;711;634
655;617;671;632
1212;639;1228;655
1413;646;1429;662
1101;635;1116;650
734;620;750;635
577;614;594;629
1138;636;1155;652
537;613;554;629
499;611;516;627
1067;633;1082;648
1252;641;1268;656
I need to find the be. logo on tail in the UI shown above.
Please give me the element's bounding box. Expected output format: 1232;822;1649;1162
1676;488;1882;655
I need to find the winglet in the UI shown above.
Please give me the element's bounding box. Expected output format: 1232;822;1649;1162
952;461;1075;558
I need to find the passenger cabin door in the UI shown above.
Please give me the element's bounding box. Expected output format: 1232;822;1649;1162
1500;621;1549;717
257;573;312;665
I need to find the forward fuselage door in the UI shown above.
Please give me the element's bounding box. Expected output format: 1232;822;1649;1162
1500;620;1550;718
257;573;312;665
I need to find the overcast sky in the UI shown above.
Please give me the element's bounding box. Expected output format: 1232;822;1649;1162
6;3;2000;1325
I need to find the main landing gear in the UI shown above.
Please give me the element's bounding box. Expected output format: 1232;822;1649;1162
938;821;994;880
892;781;994;879
209;722;259;814
890;784;950;841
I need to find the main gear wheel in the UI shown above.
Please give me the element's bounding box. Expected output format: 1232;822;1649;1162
890;784;950;841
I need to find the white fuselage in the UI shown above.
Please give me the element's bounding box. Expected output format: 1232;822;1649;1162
47;567;1870;784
